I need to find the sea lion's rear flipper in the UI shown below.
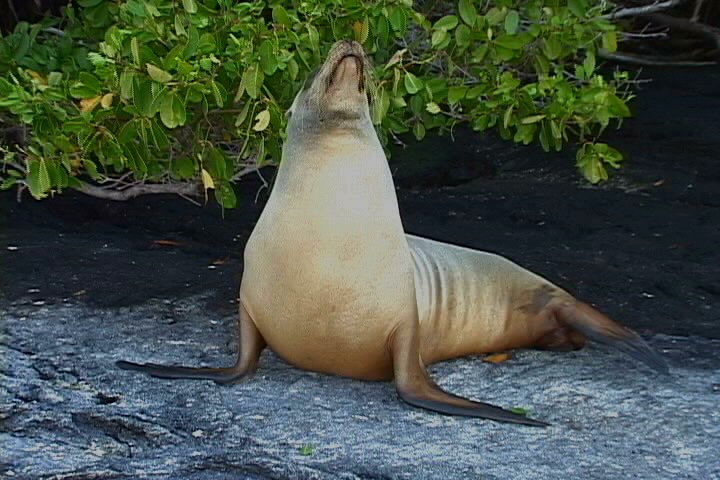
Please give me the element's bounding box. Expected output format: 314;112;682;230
390;320;549;427
555;300;669;374
116;302;266;384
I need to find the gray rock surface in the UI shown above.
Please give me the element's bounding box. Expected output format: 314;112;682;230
2;296;719;479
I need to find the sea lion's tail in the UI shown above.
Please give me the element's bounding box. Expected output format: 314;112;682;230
555;300;669;374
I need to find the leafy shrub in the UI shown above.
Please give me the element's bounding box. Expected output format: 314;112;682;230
0;0;632;207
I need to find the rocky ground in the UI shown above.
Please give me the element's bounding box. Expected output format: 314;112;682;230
2;67;719;479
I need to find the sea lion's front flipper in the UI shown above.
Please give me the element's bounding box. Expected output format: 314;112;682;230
116;302;266;384
390;319;549;427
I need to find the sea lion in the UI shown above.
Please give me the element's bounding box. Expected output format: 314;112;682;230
117;40;668;427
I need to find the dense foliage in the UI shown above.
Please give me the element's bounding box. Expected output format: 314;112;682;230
0;0;632;207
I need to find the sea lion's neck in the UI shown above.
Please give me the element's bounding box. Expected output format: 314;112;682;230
266;124;398;229
276;124;385;181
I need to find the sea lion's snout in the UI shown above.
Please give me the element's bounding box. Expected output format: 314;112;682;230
330;54;364;91
327;41;366;92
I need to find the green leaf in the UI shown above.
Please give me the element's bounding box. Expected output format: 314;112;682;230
174;16;186;37
583;51;595;76
568;0;587;17
198;33;217;54
78;0;104;6
253;109;271;132
403;72;422;95
287;57;299;81
371;86;390;125
69;72;102;99
425;102;441;114
354;16;370;45
210;80;227;107
521;114;546;124
433;15;458;32
299;445;314;456
388;7;408;37
539;122;551;152
183;26;199;59
258;40;278;75
232;102;250;128
495;34;529;50
47;72;62;87
255;137;266;166
182;0;197;14
504;11;520;35
172;156;195;179
602;31;617;53
413;122;426;141
146;64;173;84
207;147;227;179
131;37;141;65
27;159;51;199
272;5;292;26
455;24;472;47
149;119;169;150
607;94;631;118
503;104;514;128
431;30;448;48
214;182;237;209
458;0;478;27
83;159;100;179
120;71;135;100
307;25;320;54
485;7;505;25
133;78;154;117
159;93;186;128
241;64;264;100
550;119;561;140
447;86;468;105
543;34;562;59
376;15;390;47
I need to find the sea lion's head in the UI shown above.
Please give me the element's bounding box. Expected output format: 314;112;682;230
287;40;372;135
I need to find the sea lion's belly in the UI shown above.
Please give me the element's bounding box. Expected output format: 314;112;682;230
241;204;414;380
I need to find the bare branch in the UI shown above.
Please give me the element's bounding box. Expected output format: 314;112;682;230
42;27;65;37
691;0;706;22
230;165;261;182
7;0;19;23
644;12;720;47
599;49;717;66
76;181;201;201
602;0;686;20
620;31;669;39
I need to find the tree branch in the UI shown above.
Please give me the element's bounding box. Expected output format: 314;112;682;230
599;49;717;66
691;0;706;22
643;12;720;47
76;181;201;201
602;0;686;20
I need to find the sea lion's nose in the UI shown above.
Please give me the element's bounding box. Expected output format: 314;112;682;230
336;40;363;54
